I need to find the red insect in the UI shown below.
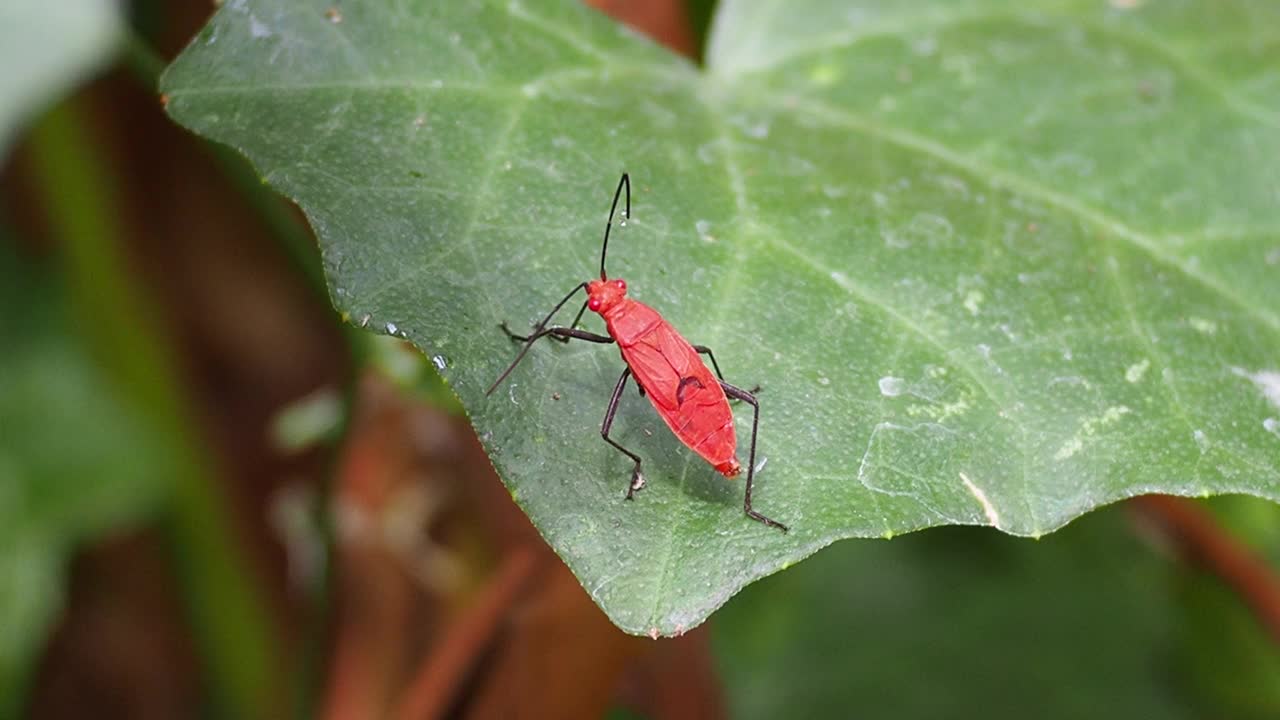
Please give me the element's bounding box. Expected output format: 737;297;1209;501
486;174;787;531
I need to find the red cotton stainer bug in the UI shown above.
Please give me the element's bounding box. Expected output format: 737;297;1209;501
485;174;788;532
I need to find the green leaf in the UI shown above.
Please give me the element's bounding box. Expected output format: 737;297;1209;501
714;509;1221;719
0;0;121;157
0;242;170;713
159;0;1280;635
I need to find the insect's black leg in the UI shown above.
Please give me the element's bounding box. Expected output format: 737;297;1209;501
504;300;590;344
496;279;585;346
490;326;613;388
694;344;760;396
500;321;532;342
691;345;726;381
563;300;589;335
539;327;613;343
500;323;611;345
488;282;615;396
720;381;788;532
601;367;645;499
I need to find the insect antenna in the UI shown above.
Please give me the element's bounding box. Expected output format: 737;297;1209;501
599;172;630;280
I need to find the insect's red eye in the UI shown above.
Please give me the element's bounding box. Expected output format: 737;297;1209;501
615;280;626;291
589;297;601;311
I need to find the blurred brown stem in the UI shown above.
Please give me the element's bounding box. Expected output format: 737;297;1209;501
391;550;541;720
1132;495;1280;643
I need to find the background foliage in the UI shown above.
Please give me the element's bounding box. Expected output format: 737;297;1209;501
3;0;1279;717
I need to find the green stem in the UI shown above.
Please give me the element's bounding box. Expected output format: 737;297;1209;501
27;99;281;718
121;29;165;86
124;26;329;299
685;0;717;63
125;28;370;717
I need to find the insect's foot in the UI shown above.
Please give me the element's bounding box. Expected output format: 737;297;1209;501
499;321;529;343
627;468;646;498
747;508;789;533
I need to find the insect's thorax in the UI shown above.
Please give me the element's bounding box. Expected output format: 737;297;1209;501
602;299;662;346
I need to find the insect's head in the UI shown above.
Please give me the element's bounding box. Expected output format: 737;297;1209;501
586;278;627;315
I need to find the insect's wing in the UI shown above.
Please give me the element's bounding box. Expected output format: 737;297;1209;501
623;325;739;470
621;328;683;411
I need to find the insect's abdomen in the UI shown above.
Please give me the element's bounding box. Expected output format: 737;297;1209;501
611;303;739;476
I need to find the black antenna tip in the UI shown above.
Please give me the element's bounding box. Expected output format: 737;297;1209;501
600;173;631;280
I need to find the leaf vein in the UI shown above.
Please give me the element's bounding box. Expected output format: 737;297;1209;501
504;1;612;64
363;96;530;312
772;94;1280;335
1071;15;1280;131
